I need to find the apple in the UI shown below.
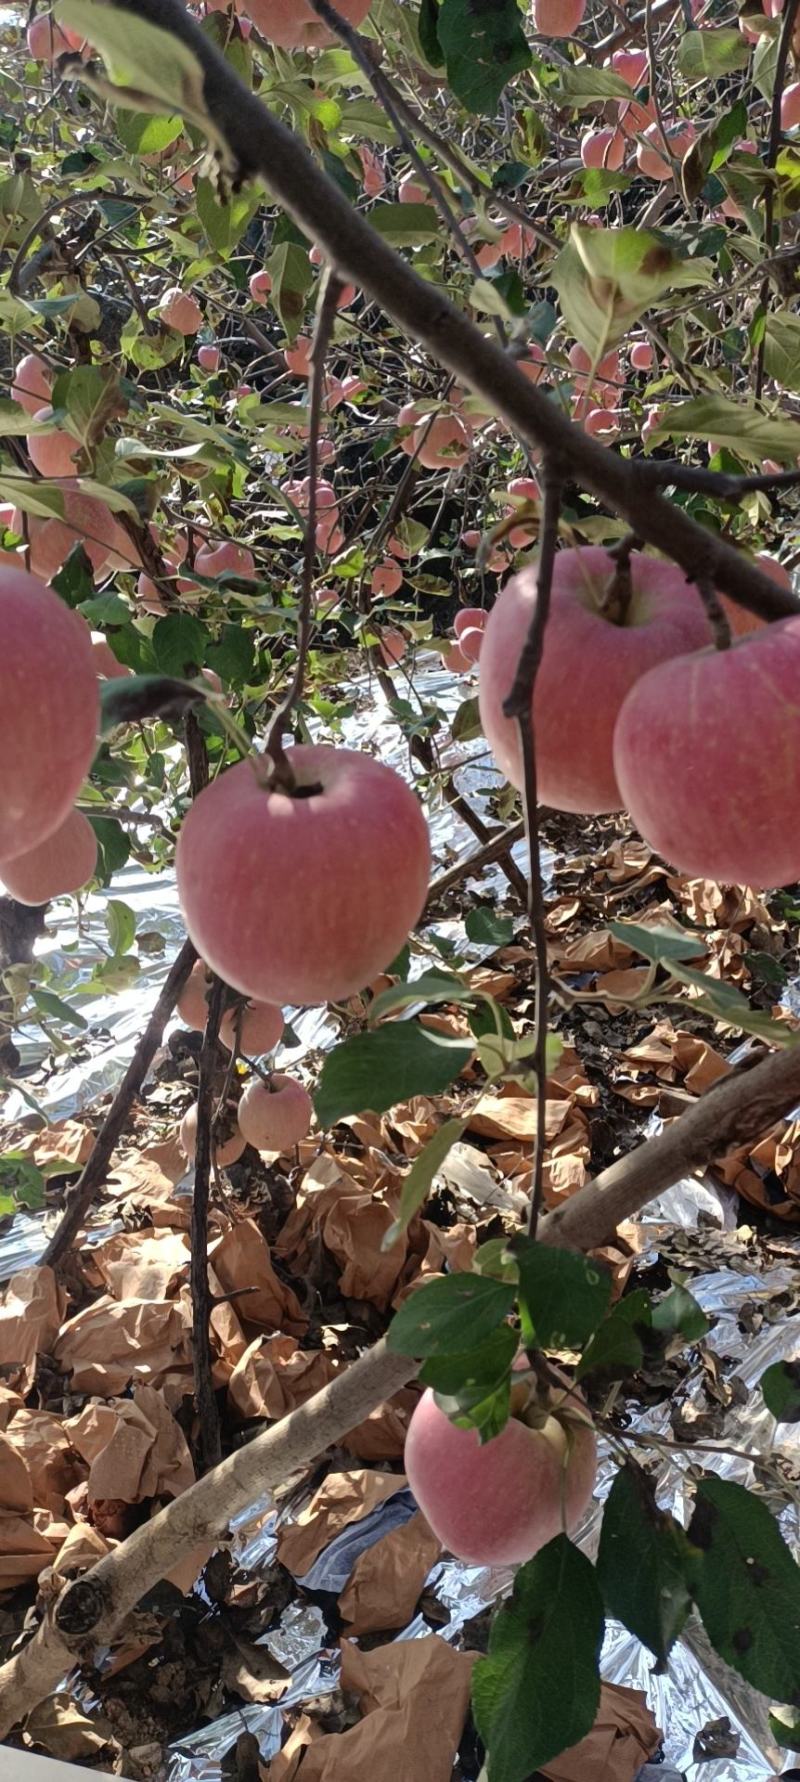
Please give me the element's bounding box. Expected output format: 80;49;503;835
378;626;407;665
609;47;648;86
636;120;696;180
177;958;214;1029
782;82;800;129
237;1074;313;1150
454;607;486;638
458;626;484;664
27;408;80;479
497;222;537;258
179;1102;246;1167
398;175;426;204
11;354;52;414
195;540;255;578
198;344;220;372
404;1382;597;1565
581;127;625;169
372;561;403;597
91;634;131;679
309;244;357;308
241;0;373;48
220;998;284;1056
614;617;800;885
630;339;654;371
442;640;472;673
26;13;75;57
0;569;98;861
249;269;272;301
0;807;97;904
176;744;431;1006
478;546;712;812
531;0;586;32
285;336;313;377
415;414;471;470
158;288;202;335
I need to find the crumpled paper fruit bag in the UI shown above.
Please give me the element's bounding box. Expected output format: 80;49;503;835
537;1682;661;1781
263;1635;477;1781
338;1508;441;1634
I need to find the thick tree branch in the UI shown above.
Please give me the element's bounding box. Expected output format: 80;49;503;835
99;0;800;629
190;973;225;1471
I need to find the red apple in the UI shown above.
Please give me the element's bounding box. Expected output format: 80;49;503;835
372;561;403;598
12;354;52;415
237;1074;313;1150
241;0;372;47
249;269;272;301
195;540;255;578
613;617;800;886
581;126;625;169
26;13;74;57
781;81;800;129
414;414;471;470
0;807;97;904
609;47;648;86
177;958;214;1029
176;744;431;1005
404;1383;597;1565
179;1102;246;1167
197;344;220;372
158;288;202;335
478;546;712;812
454;607;486;638
220;999;284;1056
531;0;586;31
0;568;98;860
27;408;80;479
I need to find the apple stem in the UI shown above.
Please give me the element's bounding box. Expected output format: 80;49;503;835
599;529;643;624
264;267;343;790
502;456;565;1240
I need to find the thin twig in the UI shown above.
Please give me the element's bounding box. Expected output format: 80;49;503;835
264;268;343;785
502;460;564;1238
190;973;225;1471
755;0;800;397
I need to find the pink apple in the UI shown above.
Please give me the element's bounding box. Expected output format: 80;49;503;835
0;568;98;860
220;999;284;1056
249;270;272;301
179;1102;246;1167
158;288;202;335
195;541;255;578
404;1383;596;1566
372;561;403;597
581;126;625;169
609;47;648;86
27;408;79;479
454;606;487;638
614;618;800;885
478;546;712;812
177;958;214;1029
414;414;471;469
531;0;586;32
398;175;426;204
237;1074;312;1150
241;0;373;48
11;354;52;415
285;335;312;377
630;339;655;371
198;344;220;372
176;745;431;1006
781;82;800;129
0;807;97;904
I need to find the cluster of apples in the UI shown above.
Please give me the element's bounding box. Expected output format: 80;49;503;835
479;544;800;888
443;606;487;674
176;961;313;1159
0;567;99;905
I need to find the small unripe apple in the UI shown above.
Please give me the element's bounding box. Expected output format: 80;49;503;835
614;617;800;885
198;344;220;372
249;269;272;301
220;999;284;1056
158;288;202;335
531;0;586;33
237;1074;313;1150
242;0;372;48
404;1383;597;1565
12;354;52;414
478;546;712;812
0;807;97;904
179;1102;246;1167
0;568;98;861
176;744;431;1006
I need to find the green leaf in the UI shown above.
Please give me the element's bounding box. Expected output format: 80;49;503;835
418;0;444;66
553;226;713;358
57;0;208;125
668;961;795;1045
387;1271;516;1357
266;241;313;345
650;396;800;465
369;970;470;1023
472;1538;604;1782
550;65;634;106
451;694;482;742
53;547;97;608
677;26;750;79
688;1477;800;1705
369;202;441;246
436;0;531;115
0;477;64;521
152;613;207;677
419;1323;517;1406
51;365;123;449
78;593;130;627
206;625;255;685
465;907;514;946
0;1154;46;1211
382;1117;466;1248
763;313;800;394
513;1240;612;1349
652;1284;709;1343
770;1704;800;1750
100;674;203;733
577;1290;652;1381
315;1022;474;1127
116;110;183;155
761;1360;800;1424
608;919;706;966
88;815;131;882
105;900;136;957
597;1465;693;1665
196;177;261;254
32;990;88;1030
